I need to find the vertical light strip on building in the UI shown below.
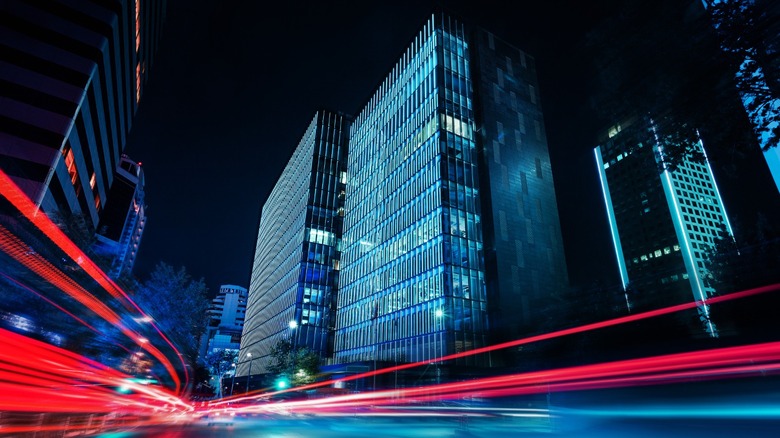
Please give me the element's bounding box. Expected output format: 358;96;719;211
655;139;717;336
336;15;489;368
594;147;629;290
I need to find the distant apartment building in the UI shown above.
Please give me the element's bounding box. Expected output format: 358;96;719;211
595;116;733;336
0;0;166;245
199;284;248;361
237;111;349;377
94;155;146;278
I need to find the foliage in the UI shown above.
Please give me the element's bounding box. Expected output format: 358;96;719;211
204;348;238;398
585;0;772;171
266;339;321;386
704;214;780;294
50;211;113;273
205;348;239;377
190;362;215;399
705;0;780;151
132;262;209;364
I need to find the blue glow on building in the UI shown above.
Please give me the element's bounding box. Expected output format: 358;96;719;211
335;16;489;367
239;111;348;376
595;146;629;291
596;117;731;336
335;14;570;369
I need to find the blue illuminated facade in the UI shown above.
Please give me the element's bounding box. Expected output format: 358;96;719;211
334;15;569;369
238;111;348;376
595;116;733;336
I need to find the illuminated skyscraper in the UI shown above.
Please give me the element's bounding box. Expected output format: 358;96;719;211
237;110;349;377
241;14;569;378
0;0;166;244
595;116;733;337
334;14;569;371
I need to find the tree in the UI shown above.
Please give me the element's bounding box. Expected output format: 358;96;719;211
704;214;780;339
705;214;780;293
585;0;761;171
132;262;209;365
266;339;321;387
204;348;239;398
705;0;780;151
190;362;215;399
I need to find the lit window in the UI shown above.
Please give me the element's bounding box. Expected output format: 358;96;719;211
136;62;141;103
135;0;141;52
89;172;96;190
64;148;78;184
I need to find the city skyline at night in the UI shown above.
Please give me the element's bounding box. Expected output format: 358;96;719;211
1;1;779;434
120;0;778;302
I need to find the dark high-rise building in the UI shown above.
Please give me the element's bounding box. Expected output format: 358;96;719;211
237;110;349;377
595;116;733;337
334;14;568;370
94;155;146;278
0;0;166;241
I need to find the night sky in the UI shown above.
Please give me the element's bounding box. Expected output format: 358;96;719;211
123;0;633;297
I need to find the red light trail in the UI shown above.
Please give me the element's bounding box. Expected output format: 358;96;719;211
0;170;187;393
215;282;780;406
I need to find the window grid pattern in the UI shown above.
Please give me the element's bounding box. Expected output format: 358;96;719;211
335;16;489;367
239;111;348;375
662;141;732;300
596;118;732;336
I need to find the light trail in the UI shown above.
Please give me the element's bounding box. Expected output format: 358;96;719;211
225;341;780;417
0;327;192;415
0;225;179;390
214;282;780;406
0;169;187;393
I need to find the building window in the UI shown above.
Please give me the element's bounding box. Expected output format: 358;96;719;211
64;148;78;185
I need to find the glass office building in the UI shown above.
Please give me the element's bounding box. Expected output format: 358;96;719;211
595;116;733;336
334;15;569;368
238;110;348;376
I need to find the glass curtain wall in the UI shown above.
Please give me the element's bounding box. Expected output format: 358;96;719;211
335;15;490;368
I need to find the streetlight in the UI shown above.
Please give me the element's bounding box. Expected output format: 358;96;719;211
288;320;298;385
229;363;236;396
435;308;444;385
245;353;253;394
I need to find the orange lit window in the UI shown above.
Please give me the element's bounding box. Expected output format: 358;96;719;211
64;148;78;184
136;62;141;103
135;0;141;52
94;194;101;211
89;172;96;190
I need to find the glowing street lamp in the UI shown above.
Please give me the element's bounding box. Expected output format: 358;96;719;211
229;363;236;396
435;308;444;385
245;352;253;394
289;320;298;385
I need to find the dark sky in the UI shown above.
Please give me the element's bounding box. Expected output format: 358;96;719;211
124;0;628;297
